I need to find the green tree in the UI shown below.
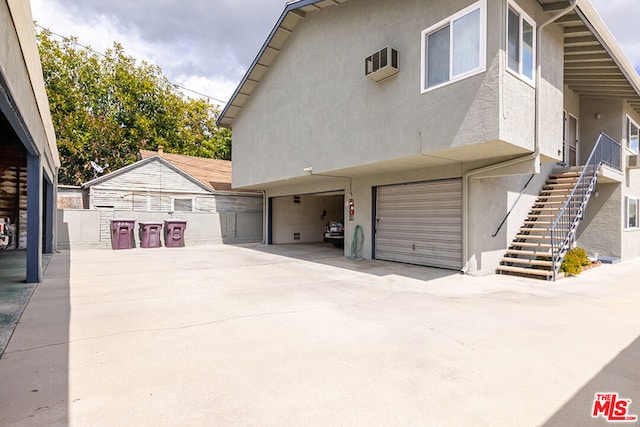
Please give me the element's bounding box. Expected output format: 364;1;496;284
36;29;231;185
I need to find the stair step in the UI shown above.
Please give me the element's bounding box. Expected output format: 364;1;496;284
544;183;576;188
536;194;571;199
530;207;562;212
550;171;582;178
548;176;580;182
534;201;566;206
515;234;551;240
520;227;551;232
541;188;573;193
506;249;552;256
497;265;553;277
523;220;553;225
527;214;557;218
510;242;552;248
502;257;553;267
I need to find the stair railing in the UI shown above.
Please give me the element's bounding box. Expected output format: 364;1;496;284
549;133;621;280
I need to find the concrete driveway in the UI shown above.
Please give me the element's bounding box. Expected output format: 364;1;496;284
0;243;638;426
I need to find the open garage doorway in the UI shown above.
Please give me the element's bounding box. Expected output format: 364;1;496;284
269;191;344;247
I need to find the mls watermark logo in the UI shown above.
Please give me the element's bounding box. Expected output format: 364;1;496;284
592;393;638;422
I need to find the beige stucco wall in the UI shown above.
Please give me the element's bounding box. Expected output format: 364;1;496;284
576;183;623;258
574;98;640;260
233;0;510;189
467;161;556;275
579;98;623;163
0;0;59;178
500;0;564;161
564;85;580;121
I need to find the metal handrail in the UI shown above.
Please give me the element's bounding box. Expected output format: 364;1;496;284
492;174;535;238
549;133;621;280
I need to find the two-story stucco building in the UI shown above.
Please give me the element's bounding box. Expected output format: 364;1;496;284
218;0;640;279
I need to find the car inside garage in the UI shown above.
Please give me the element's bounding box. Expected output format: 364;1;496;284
269;191;344;246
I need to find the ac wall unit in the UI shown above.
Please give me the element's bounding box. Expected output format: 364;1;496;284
628;154;640;169
365;47;399;82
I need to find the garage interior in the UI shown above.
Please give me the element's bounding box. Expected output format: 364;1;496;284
0;114;28;252
0;113;29;279
270;191;344;245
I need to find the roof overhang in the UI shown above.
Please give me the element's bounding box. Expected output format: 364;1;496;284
538;0;640;115
217;0;350;127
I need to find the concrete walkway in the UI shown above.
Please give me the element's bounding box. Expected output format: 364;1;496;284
0;251;34;355
0;244;638;426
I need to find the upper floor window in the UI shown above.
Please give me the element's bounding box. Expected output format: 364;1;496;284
627;116;639;153
421;0;486;93
627;197;639;229
507;3;536;84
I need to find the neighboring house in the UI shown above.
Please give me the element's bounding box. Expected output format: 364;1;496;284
57;149;263;248
0;0;60;282
218;0;640;279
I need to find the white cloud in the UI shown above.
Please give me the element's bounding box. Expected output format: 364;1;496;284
590;0;640;70
31;0;156;65
173;74;238;107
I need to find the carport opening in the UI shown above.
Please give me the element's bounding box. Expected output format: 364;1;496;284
270;191;344;248
1;116;27;254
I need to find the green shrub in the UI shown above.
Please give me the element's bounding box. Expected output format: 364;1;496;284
560;247;591;275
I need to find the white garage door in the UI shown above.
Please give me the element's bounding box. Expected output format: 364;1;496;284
375;179;462;270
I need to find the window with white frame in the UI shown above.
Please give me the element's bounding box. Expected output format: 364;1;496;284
628;197;639;229
421;0;486;92
507;2;536;83
627;116;639;153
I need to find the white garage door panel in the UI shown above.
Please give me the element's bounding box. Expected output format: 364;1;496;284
375;179;462;269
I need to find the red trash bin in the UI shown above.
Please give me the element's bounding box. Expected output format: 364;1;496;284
164;219;187;248
139;222;163;248
110;219;136;250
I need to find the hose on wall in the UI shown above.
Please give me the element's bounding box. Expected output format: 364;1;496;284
348;225;364;260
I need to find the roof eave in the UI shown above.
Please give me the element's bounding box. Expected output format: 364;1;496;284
217;0;348;128
574;1;640;100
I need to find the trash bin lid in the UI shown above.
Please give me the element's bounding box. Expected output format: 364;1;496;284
164;219;187;223
139;221;164;226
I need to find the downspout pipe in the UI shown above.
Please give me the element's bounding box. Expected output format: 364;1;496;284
262;190;267;244
461;0;578;274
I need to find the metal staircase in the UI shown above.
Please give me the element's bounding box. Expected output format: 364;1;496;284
497;133;621;281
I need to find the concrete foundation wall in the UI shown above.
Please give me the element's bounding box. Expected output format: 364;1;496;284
57;209;263;249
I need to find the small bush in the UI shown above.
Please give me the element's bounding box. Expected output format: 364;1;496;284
560;247;591;275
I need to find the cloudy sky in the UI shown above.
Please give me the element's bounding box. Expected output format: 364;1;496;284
30;0;640;107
